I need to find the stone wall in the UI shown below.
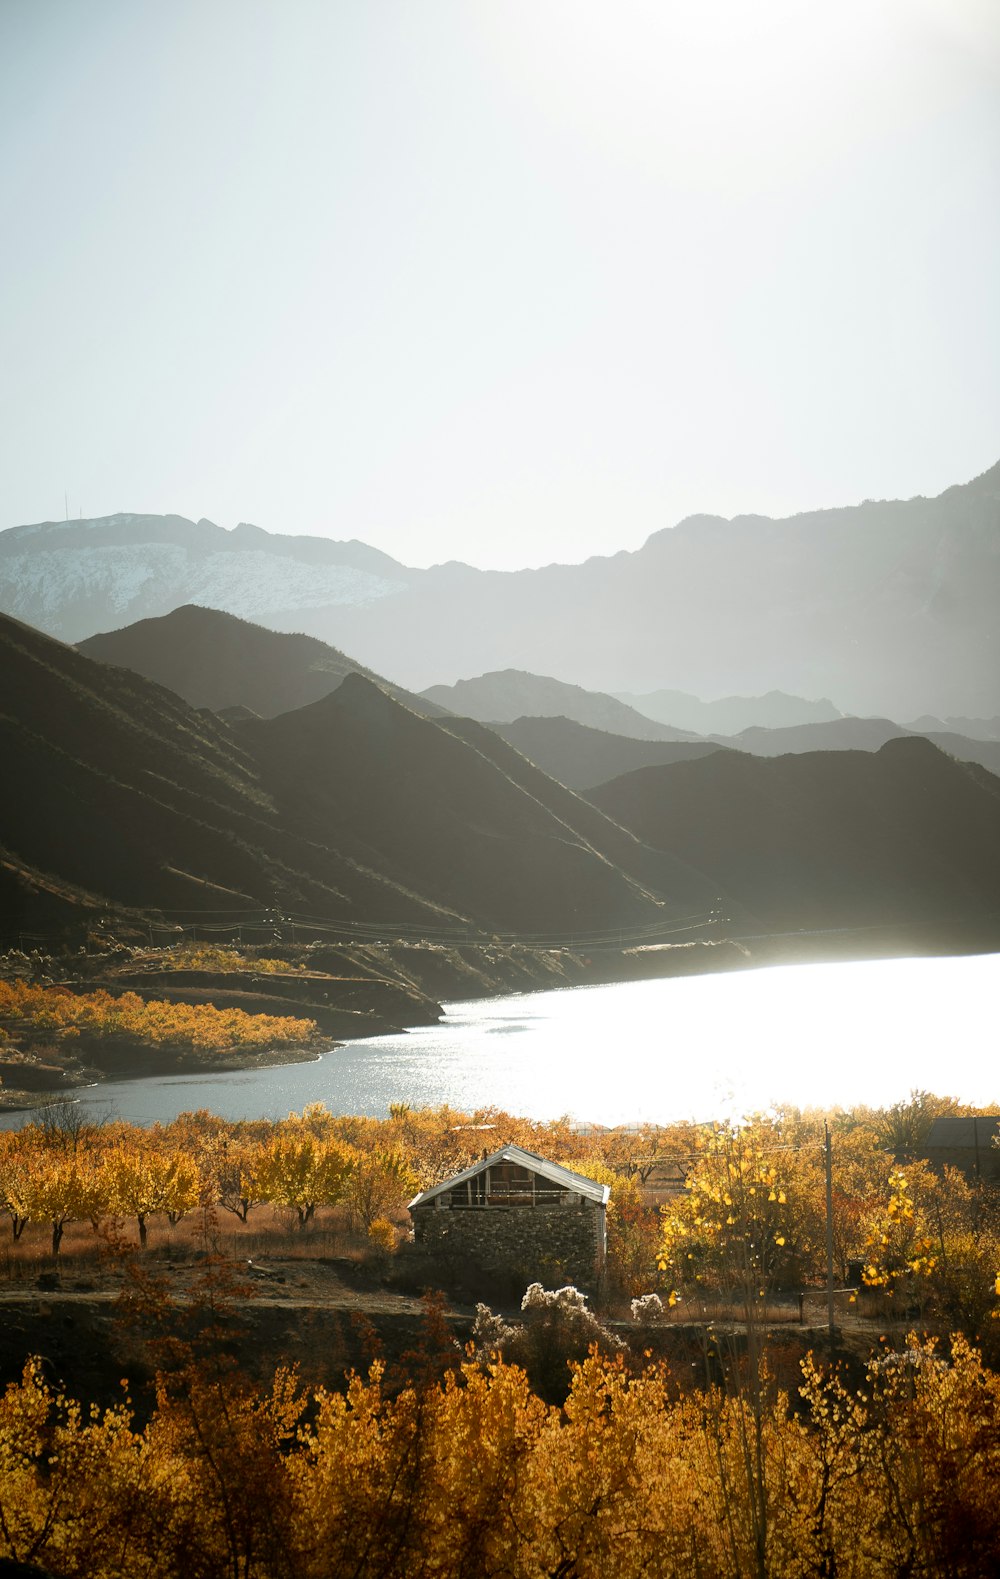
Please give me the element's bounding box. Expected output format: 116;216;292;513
411;1202;605;1289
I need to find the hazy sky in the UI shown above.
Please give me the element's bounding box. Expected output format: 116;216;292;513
2;0;998;570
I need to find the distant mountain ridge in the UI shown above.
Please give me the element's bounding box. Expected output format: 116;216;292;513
708;717;1000;778
614;688;843;736
0;512;412;643
3;458;999;715
419;670;697;742
324;460;1000;715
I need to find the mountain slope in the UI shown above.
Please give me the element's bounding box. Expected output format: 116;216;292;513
0;613;448;928
77;604;446;720
0;613;698;938
491;716;731;793
589;740;1000;931
235;677;719;935
420;670;697;741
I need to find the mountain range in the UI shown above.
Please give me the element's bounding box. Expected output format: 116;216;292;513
4;457;999;717
0;611;710;941
707;718;1000;777
73;608;1000;786
611;689;843;736
2;604;999;952
589;742;1000;932
419;671;697;741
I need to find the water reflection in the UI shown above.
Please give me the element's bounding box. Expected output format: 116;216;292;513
3;953;997;1129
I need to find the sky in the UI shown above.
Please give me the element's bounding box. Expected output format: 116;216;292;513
1;0;998;571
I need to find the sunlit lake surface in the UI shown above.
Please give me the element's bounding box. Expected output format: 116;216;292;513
7;953;999;1129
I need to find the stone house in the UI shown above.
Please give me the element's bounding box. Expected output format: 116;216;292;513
408;1145;609;1286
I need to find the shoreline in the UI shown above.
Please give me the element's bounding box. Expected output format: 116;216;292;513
2;920;997;1111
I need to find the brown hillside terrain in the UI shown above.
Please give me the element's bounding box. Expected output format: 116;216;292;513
0;613;693;941
589;738;1000;932
0;613;466;932
236;677;712;936
437;714;725;917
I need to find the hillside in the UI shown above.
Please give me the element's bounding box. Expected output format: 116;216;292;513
235;677;720;935
589;740;1000;932
420;670;696;742
77;604;446;720
0;613;451;936
0;613;696;942
491;716;730;793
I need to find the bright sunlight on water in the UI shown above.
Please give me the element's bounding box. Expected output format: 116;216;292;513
19;951;993;1131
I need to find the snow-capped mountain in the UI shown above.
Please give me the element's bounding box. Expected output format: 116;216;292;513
0;514;413;641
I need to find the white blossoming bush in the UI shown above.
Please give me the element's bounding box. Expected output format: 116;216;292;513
471;1302;517;1353
630;1292;664;1322
471;1283;623;1403
521;1282;588;1314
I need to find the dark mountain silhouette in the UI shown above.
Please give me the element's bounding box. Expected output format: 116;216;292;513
6;459;997;717
0;613;701;938
613;688;843;735
235;678;721;935
0;612;451;931
420;670;697;742
76;604;446;720
589;740;1000;932
432;714;724;914
708;718;1000;778
491;716;731;793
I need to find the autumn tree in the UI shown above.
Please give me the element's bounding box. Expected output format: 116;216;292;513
345;1147;419;1233
256;1132;356;1225
104;1140;200;1247
0;1131;34;1241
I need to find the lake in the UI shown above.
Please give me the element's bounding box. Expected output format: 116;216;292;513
6;951;996;1130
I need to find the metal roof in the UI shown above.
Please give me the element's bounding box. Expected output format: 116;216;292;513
925;1116;1000;1148
408;1144;611;1211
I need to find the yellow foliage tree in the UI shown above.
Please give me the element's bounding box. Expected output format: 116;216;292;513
256;1133;356;1225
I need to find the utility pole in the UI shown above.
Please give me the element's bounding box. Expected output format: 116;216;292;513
825;1121;836;1348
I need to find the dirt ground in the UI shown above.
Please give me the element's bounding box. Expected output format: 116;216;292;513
0;1250;480;1418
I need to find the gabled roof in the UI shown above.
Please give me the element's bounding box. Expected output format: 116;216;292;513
408;1144;610;1211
